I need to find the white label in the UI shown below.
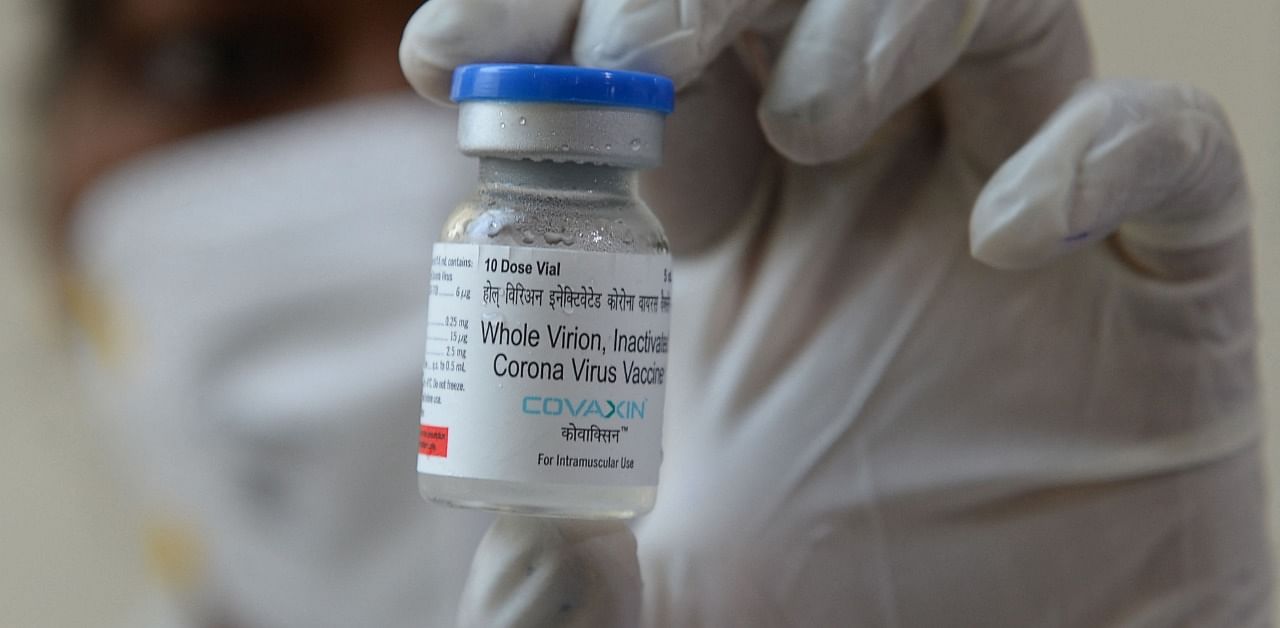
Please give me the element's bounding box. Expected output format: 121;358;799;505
418;243;672;487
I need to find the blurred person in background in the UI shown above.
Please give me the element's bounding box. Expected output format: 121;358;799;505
49;1;490;626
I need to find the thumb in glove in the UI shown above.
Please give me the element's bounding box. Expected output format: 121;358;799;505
457;516;642;628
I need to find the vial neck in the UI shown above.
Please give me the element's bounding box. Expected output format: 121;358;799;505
478;157;637;198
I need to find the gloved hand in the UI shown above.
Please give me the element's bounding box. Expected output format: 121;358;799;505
403;1;1270;626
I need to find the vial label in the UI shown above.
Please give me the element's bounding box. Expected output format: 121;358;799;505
419;243;672;486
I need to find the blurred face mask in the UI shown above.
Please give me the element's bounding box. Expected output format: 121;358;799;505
68;93;491;628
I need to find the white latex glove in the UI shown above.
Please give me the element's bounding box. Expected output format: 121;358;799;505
456;517;640;628
403;1;1271;626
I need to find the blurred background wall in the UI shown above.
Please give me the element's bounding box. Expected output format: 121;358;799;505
0;0;1277;626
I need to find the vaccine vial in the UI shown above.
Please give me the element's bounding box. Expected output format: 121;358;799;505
417;64;675;519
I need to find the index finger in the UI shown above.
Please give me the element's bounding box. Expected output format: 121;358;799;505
573;0;784;87
399;0;583;104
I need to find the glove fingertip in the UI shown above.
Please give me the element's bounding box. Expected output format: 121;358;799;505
970;206;1041;271
969;204;1081;271
757;67;902;166
399;56;455;105
416;71;457;107
968;151;1102;271
399;6;457;104
756;98;867;166
967;88;1115;271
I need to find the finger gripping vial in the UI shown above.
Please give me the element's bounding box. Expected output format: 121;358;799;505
418;64;675;519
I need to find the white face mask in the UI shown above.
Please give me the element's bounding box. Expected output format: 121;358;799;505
70;93;492;628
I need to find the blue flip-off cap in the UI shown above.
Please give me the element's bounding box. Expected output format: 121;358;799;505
451;64;675;114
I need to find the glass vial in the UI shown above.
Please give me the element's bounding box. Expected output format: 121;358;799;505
417;64;675;519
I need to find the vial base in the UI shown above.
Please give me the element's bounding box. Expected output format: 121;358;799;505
419;473;655;520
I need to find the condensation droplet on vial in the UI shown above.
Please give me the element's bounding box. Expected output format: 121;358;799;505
485;221;503;237
521;230;535;244
629;139;642;151
562;233;576;246
622;229;635;244
500;122;506;129
560;144;570;152
604;144;612;151
544;231;564;245
518;117;527;126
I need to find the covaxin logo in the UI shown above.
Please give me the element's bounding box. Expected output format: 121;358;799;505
522;396;647;419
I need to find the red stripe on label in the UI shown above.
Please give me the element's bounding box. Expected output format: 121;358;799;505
419;425;449;458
